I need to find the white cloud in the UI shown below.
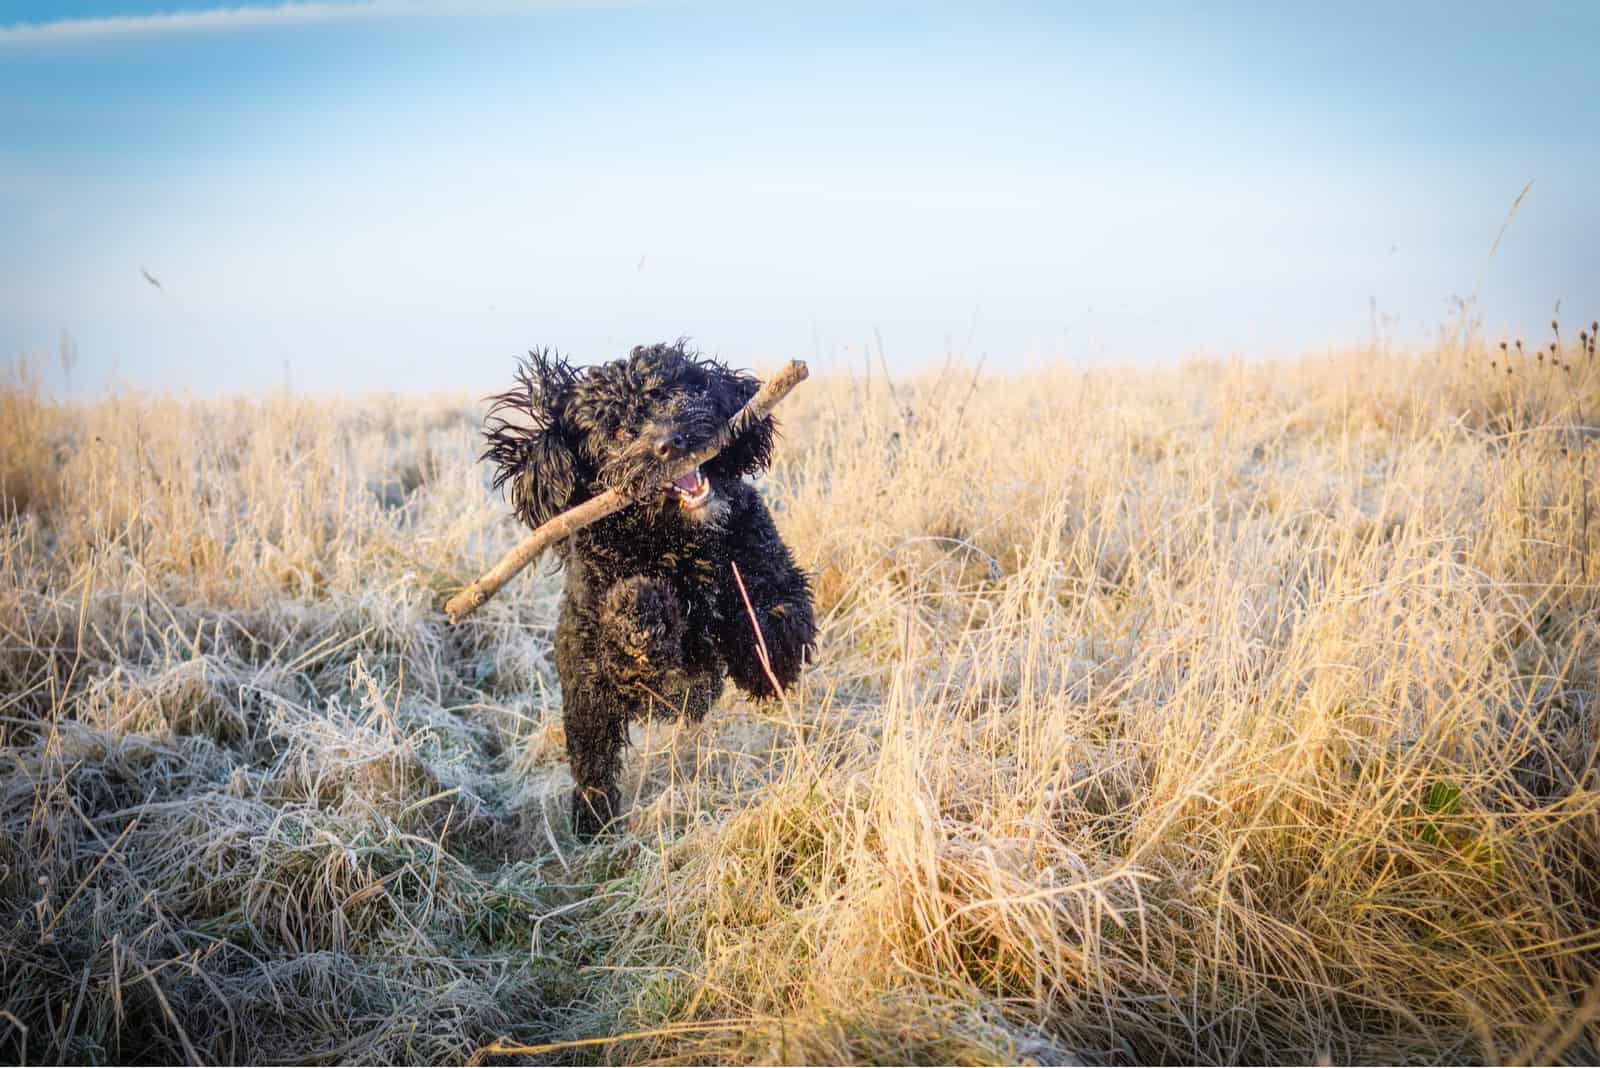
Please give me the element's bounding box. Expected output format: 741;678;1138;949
0;1;598;47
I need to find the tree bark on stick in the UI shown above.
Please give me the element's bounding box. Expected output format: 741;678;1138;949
445;359;810;624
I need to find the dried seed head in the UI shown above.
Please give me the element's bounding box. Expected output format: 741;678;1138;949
1516;339;1524;352
1500;340;1509;351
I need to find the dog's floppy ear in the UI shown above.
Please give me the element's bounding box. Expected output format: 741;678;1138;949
704;361;775;477
482;349;583;529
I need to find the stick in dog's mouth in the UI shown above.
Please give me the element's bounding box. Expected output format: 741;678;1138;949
445;359;808;625
670;466;713;509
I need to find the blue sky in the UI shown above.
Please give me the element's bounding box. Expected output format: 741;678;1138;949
2;1;1596;394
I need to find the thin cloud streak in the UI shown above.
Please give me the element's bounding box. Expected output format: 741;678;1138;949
0;1;602;47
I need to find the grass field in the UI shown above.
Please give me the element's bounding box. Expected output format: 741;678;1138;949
3;323;1599;1065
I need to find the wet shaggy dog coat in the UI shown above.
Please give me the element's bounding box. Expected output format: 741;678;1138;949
483;342;816;838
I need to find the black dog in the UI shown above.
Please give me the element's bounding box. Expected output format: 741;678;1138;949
483;341;816;838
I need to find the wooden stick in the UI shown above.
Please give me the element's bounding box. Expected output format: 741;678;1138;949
445;359;810;624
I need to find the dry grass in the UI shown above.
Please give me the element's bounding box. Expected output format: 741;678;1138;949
2;323;1599;1065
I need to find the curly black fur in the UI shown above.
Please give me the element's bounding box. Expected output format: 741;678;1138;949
482;341;815;838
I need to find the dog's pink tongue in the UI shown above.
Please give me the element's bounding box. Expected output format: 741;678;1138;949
672;469;701;493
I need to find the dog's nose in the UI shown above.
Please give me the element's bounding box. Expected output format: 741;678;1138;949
653;432;687;459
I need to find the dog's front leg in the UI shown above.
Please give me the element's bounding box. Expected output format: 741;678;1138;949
564;577;692;838
717;506;816;698
562;680;627;839
598;575;688;684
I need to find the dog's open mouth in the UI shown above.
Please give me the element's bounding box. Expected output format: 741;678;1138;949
670;467;713;509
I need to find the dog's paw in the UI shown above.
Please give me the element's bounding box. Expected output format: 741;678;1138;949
601;576;686;672
571;784;620;840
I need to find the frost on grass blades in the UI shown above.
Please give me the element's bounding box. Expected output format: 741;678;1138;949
1;325;1598;1064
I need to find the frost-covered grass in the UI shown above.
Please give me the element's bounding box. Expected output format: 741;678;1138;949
2;326;1598;1064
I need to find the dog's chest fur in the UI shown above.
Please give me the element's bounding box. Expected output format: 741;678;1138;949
566;511;732;639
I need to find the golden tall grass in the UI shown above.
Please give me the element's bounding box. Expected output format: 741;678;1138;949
1;326;1598;1064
